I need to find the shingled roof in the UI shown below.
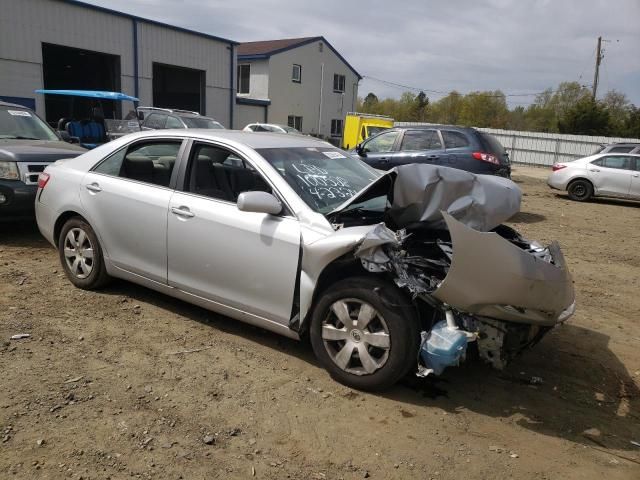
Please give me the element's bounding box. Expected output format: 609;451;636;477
237;36;362;79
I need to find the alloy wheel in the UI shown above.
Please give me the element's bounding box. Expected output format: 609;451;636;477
321;298;391;376
63;228;95;279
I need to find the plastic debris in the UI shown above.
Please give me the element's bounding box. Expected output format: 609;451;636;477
10;334;30;340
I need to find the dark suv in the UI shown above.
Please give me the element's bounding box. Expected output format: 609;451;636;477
138;107;224;130
0;101;85;219
354;125;510;177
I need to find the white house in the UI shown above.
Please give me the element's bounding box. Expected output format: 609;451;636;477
234;36;361;142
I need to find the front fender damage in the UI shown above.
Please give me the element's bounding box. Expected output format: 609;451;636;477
351;212;575;375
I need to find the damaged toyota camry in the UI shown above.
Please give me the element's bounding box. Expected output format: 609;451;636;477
36;130;576;391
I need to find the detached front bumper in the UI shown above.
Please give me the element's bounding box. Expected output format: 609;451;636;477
433;213;575;326
0;180;37;219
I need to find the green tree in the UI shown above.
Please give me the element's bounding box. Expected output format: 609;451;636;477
558;97;610;135
602;90;631;135
362;92;379;112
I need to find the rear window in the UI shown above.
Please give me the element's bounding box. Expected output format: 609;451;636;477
607;146;634;153
442;130;470;149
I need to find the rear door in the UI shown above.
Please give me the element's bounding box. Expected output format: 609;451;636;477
166;141;301;324
588;155;634;197
441;129;473;168
79;138;185;282
393;129;445;166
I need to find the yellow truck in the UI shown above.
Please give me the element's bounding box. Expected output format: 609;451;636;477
342;112;394;150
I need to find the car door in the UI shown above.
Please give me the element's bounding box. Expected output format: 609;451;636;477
167;141;301;324
588;155;633;197
358;130;401;169
630;157;640;199
393;129;446;167
79;138;185;283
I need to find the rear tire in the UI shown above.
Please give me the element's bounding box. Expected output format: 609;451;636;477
310;276;420;391
567;179;593;201
58;217;111;290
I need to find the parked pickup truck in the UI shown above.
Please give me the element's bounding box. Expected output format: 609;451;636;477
0;100;85;220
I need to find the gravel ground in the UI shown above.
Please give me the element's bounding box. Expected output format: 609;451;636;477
1;168;639;479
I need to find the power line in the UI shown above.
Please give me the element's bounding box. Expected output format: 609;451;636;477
362;75;591;100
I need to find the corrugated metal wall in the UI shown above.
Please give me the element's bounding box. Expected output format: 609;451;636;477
397;122;640;166
0;0;234;125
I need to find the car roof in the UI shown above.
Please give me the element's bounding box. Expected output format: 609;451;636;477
391;124;476;132
0;100;30;109
123;129;334;149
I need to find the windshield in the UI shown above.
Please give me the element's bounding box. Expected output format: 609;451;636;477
256;147;383;214
182;117;224;129
366;126;389;137
0;107;59;141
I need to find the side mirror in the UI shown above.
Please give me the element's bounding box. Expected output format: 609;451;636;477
237;191;282;215
356;143;366;156
137;111;144;121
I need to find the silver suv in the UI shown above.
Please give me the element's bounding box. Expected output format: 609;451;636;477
595;143;640;154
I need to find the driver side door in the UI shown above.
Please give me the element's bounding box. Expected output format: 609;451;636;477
358;130;401;170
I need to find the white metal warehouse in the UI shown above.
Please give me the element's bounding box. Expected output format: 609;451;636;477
0;0;237;127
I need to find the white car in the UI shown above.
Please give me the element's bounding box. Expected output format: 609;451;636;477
548;153;640;201
243;123;303;135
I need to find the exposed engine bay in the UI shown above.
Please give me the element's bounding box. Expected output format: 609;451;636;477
325;164;576;376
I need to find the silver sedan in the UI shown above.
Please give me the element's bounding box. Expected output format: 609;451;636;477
548;153;640;201
36;130;574;391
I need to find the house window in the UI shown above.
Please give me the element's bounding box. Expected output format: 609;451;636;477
287;115;302;131
331;119;343;137
333;74;345;93
292;64;302;83
237;64;250;94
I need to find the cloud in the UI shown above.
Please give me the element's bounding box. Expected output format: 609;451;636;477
84;0;640;106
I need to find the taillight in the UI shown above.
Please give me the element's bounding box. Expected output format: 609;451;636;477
552;164;567;172
38;172;50;189
472;152;499;165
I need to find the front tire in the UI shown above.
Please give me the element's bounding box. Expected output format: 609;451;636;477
567;179;593;201
58;217;110;289
310;276;420;391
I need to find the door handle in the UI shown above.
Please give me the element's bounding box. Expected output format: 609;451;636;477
427;155;440;159
85;183;102;193
171;206;195;218
379;157;389;162
633;173;640;178
589;169;600;172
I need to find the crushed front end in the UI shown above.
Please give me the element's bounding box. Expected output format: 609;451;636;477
355;213;575;376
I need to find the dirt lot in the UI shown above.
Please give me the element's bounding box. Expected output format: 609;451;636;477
1;167;639;480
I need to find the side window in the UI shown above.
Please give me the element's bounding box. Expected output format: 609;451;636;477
363;130;400;153
590;159;603;167
442;130;470;149
292;64;302;83
93;140;181;187
166;116;183;129
400;130;442;151
143;113;167;129
601;156;632;170
186;143;271;203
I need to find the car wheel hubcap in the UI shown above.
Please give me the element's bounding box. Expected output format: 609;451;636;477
573;184;586;197
322;299;390;376
63;228;94;279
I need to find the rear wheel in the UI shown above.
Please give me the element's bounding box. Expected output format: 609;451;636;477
310;277;419;391
567;179;593;201
58;217;110;289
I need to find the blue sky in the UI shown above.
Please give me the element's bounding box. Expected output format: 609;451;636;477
85;0;640;107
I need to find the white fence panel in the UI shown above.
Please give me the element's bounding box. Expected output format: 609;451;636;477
396;122;640;167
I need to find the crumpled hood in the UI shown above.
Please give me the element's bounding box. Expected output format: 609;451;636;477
0;140;85;162
331;164;522;231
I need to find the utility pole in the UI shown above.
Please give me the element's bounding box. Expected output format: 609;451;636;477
592;36;603;100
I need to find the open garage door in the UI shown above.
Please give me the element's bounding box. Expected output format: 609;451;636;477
41;43;121;125
153;63;205;114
